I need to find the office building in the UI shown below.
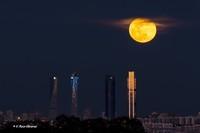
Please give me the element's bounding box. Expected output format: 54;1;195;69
105;75;115;119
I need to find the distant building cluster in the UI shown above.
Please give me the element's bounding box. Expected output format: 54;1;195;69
48;71;137;120
0;115;145;131
0;70;137;125
139;112;200;133
0;110;46;123
4;70;200;132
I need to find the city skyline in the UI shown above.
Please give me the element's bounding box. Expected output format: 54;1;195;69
0;71;136;117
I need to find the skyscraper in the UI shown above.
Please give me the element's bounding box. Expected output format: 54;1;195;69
49;76;58;120
105;75;115;119
70;73;79;116
127;71;136;119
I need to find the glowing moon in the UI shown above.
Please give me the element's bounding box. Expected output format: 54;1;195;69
129;18;157;44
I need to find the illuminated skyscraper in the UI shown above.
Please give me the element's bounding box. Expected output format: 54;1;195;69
49;76;58;120
127;71;136;119
70;73;79;116
105;75;115;119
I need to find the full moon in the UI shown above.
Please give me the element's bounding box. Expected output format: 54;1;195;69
129;18;157;44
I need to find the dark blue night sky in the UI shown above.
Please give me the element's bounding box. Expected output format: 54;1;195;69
0;0;200;117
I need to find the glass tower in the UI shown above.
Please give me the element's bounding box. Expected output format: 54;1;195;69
127;71;136;119
70;73;79;116
105;75;115;119
49;76;58;120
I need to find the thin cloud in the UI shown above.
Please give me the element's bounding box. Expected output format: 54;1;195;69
97;17;178;33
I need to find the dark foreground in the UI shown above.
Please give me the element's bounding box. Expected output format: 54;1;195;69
0;115;145;133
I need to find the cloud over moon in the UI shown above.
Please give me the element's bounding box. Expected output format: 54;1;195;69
99;17;178;33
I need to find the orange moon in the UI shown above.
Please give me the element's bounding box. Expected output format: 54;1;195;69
129;18;157;44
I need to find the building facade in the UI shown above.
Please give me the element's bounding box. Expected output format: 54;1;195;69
71;73;79;116
127;71;136;119
105;75;115;119
49;76;58;120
